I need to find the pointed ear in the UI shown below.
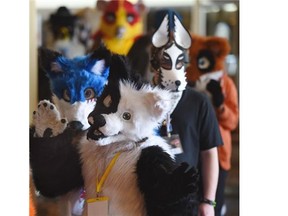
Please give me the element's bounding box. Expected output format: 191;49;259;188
152;14;169;48
38;47;63;74
206;36;231;57
90;59;106;75
135;0;147;15
89;45;112;67
96;0;108;11
145;88;172;121
174;15;192;49
87;45;112;78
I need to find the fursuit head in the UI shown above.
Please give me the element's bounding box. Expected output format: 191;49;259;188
80;81;198;216
150;10;192;92
34;45;111;137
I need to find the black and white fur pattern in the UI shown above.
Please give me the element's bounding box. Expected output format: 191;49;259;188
81;81;198;215
31;99;85;216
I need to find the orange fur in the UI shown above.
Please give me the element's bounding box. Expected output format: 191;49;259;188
29;172;36;216
186;34;238;170
186;34;230;82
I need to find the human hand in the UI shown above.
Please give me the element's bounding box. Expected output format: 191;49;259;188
206;79;224;108
197;203;215;216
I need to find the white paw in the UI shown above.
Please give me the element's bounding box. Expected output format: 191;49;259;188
32;100;68;137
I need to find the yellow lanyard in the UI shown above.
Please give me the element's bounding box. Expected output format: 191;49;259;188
96;152;122;195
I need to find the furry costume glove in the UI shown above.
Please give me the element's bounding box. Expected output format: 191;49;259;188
206;79;224;108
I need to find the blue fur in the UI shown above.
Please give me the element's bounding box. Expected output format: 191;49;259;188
46;54;110;104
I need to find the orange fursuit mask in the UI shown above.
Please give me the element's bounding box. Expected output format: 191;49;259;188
186;34;230;83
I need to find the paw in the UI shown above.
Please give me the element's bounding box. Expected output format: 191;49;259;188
32;100;68;137
169;163;199;200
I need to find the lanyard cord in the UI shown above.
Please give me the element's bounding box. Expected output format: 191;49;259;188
96;152;122;195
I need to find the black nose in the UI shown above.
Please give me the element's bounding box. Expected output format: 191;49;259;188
175;80;181;87
93;114;106;128
68;121;84;130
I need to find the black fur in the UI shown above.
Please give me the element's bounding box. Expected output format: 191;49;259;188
206;79;224;108
127;35;152;78
136;146;199;216
38;47;62;101
30;127;84;197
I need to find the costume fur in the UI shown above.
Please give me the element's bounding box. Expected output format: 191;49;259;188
30;42;198;215
83;81;198;215
186;34;239;171
30;45;129;215
90;0;146;55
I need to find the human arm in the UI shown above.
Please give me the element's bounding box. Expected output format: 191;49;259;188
198;147;219;216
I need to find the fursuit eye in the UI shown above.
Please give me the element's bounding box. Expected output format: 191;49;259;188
84;88;95;100
122;112;131;121
63;89;71;102
105;12;116;23
127;14;135;23
198;57;210;69
160;53;172;70
176;54;185;70
197;50;215;72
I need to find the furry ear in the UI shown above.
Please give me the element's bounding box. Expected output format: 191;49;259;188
152;14;169;48
38;47;62;73
87;45;112;78
89;44;112;68
174;15;192;49
96;0;108;11
135;0;147;15
146;88;172;120
206;36;231;58
90;59;106;75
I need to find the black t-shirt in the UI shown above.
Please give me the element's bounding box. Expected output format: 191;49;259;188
170;86;223;168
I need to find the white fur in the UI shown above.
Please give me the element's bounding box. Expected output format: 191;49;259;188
97;81;173;148
52;96;96;130
152;14;169;48
80;81;175;215
174;15;191;49
91;59;105;75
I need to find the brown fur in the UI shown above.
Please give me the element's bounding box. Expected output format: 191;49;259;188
186;34;230;82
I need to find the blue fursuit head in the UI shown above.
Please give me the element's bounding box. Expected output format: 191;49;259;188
34;45;111;137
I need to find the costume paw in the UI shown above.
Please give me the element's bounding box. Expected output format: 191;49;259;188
32;100;68;137
169;163;199;201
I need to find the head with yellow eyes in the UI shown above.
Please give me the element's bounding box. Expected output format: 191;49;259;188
150;10;192;92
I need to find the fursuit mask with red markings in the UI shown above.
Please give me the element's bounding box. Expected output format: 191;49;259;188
94;0;145;55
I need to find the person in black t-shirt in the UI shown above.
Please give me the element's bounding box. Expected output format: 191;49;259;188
129;10;223;215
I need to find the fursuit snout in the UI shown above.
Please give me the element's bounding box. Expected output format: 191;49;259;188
87;113;122;140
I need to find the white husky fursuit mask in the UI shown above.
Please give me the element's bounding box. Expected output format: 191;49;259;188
151;10;192;92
